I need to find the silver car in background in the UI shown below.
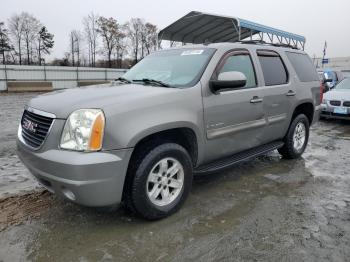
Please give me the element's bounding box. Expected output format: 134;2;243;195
321;78;350;120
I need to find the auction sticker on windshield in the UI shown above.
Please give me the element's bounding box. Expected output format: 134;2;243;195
181;50;204;56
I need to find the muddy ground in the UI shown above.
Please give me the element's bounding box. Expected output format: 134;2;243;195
0;93;41;198
0;93;349;262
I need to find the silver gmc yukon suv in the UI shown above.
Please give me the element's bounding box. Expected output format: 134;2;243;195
17;43;322;219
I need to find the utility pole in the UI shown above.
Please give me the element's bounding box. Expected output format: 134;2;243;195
322;41;327;68
313;54;316;67
4;52;8;91
43;58;47;81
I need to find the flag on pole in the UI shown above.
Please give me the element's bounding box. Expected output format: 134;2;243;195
323;41;327;57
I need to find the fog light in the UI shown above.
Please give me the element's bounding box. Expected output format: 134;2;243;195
62;188;76;201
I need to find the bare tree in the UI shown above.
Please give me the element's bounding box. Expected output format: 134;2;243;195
116;30;127;68
70;31;75;66
126;18;144;64
97;16;123;68
126;19;158;64
8;13;54;65
83;13;98;67
139;22;147;59
8;14;24;65
0;22;12;64
143;23;158;55
21;12;41;64
69;30;82;66
114;24;127;68
75;30;82;66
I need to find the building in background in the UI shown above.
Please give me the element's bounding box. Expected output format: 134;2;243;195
314;57;350;78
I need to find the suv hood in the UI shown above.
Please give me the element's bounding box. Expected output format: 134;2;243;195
27;82;181;119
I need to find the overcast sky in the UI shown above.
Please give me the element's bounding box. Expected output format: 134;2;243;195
1;0;349;60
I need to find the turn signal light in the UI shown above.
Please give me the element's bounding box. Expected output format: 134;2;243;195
89;113;105;151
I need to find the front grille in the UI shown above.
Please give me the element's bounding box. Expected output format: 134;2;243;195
330;100;341;106
21;109;54;149
343;101;350;107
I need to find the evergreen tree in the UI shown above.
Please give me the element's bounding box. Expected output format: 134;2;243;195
37;26;54;65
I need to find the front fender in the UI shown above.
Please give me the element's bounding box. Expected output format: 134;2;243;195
127;121;203;148
101;84;205;158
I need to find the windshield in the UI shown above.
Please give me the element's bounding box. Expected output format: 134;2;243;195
123;48;216;87
335;78;350;90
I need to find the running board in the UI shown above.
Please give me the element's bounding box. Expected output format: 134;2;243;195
194;141;284;175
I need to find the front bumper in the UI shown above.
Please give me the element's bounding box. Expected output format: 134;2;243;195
320;104;350;120
17;139;133;207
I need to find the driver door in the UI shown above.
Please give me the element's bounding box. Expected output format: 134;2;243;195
203;50;266;162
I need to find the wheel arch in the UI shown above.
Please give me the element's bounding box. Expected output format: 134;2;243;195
128;123;201;167
291;101;315;125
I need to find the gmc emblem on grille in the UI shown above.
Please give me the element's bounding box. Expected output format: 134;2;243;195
23;118;38;133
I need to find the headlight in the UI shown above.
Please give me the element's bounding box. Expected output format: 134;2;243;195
322;99;327;104
60;109;105;151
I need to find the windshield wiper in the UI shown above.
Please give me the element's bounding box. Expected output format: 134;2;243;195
115;77;132;84
133;78;172;87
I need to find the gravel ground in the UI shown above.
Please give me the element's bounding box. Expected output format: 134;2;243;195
0;93;349;262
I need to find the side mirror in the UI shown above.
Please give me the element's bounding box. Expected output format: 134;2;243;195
210;71;247;93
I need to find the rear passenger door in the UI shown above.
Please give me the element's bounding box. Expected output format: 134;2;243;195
256;50;295;142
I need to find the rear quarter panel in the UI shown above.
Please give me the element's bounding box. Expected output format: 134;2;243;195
281;50;321;125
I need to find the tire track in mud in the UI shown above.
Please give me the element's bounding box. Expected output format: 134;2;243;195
0;191;54;232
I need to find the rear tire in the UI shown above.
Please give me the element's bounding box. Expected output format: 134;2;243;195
124;142;193;220
278;114;309;159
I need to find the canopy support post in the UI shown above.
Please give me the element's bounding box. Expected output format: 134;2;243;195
158;31;164;50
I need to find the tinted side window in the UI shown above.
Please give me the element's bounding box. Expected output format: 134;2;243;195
219;54;256;88
286;52;319;82
258;51;288;86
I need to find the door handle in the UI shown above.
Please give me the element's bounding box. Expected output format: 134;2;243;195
286;90;296;96
250;96;263;103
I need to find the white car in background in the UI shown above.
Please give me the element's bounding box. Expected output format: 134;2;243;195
321;78;350;120
318;70;344;92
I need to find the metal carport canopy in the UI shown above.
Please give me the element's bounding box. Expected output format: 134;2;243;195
158;11;306;48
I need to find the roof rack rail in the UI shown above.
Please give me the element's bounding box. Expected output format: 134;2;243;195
239;40;267;45
239;40;300;50
270;43;300;50
159;11;306;50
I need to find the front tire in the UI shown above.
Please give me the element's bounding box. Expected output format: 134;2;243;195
278;114;310;159
125;143;193;220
